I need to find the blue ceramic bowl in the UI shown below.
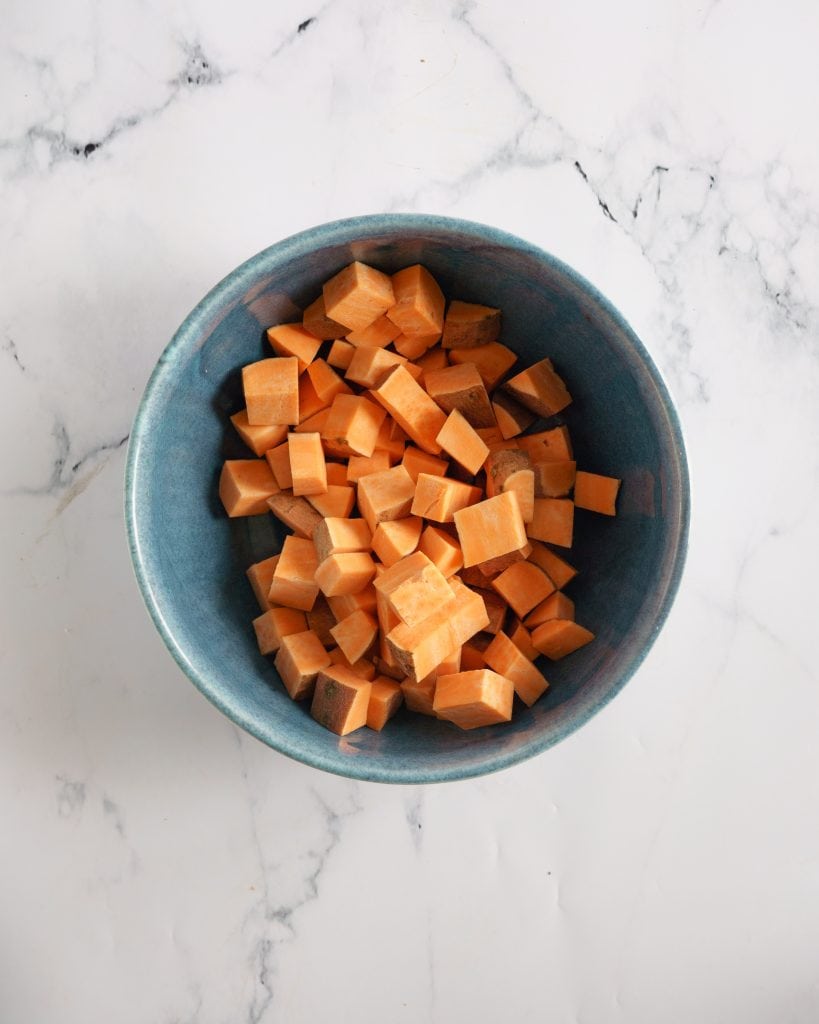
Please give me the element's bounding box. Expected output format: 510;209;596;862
125;214;689;783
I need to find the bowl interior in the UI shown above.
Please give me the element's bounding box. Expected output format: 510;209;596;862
127;215;688;783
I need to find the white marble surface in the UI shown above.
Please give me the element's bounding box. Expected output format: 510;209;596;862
2;0;818;1020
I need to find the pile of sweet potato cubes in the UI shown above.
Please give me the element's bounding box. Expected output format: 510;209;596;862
219;261;620;736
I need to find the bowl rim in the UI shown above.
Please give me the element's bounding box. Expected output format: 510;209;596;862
125;212;690;784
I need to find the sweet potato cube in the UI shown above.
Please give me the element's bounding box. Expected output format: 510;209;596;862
435;409;489;475
330;608;379;664
322;394;387;457
401;675;437;716
287;432;327;496
315;552;377;597
402;446;449;483
411;473;482;523
346;450;391;482
371;366;447;455
415;347;449;382
449;342;516;391
328;647;377;680
442;300;501;349
219;460;279;517
242;357;299;426
294;409;330;434
306;359;352;406
327;339;355;369
386;265;445;338
534;460;577;498
491;561;555;618
518;426;573;462
268;536;320;611
469;586;507;635
418;525;463;577
460;639;488;671
372;517;423;567
328;585;378;622
380;555;453;629
307;595;337;646
393;333;440;359
507;618;539;661
266;323;321;372
476;542;532;577
311;665;372;735
325;462;349;485
424;363;495;429
527;499;574;548
345;347;405;389
357;465;416;532
531;620;594;660
298;373;329;422
266;493;323;538
274;629;330;700
433;669;513;729
230;411;287;457
498;469;534;522
246;554;280;611
525;591;575;629
323;261;395;332
574;471;621;515
483;632;549;707
265;442;293;489
313;517;372;563
527;541;578;590
366;677;403;730
454;491;528;568
504;357;572;417
387;614;457;683
252;606;307;656
345;313;402;349
491;391;536;439
305;485;355;518
303;294;346;340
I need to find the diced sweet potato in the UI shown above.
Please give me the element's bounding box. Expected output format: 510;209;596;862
252;606;307;655
525;591;575;629
435;409;490;475
392;333;441;359
230;411;288;457
476;542;532;577
402;446;449;483
371;366;447;455
294;408;330;434
484;449;535;522
483;631;549;707
453;491;528;568
313;517;372;563
325;463;349;485
345;347;406;389
433;669;514;729
328;585;378;621
527;498;574;548
311;665;372;735
491;561;555;618
415;347;449;383
527;541;578;590
330;609;379;664
323;262;395;332
307;359;352;406
322;393;387;458
531;619;594;660
266;323;321;372
315;551;377;597
298;373;329;422
424;363;495;428
401;675;437;716
517;425;573;462
379;554;453;629
219;460;279;517
574;471;621;515
449;342;516;391
242;357;300;427
287;432;327;496
305;484;356;518
503;357;572;417
345;313;402;349
372;517;423;567
491;391;536;439
346;450;391;483
411;473;482;523
442;300;501;348
265;441;293;489
418;524;463;577
357;465;416;532
386;265;445;338
275;629;331;700
534;460;577;498
507;617;539;661
246;554;280;611
303;294;347;340
268;535;320;611
469;586;507;635
266;492;323;538
366;677;404;730
307;595;337;646
328;647;377;680
327;339;355;369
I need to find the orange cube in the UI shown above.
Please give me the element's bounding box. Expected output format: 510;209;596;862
357;465;416;532
527;499;574;548
242;357;299;426
302;294;346;340
371;366;447;455
314;552;377;597
252;606;307;655
264;441;292;489
534;460;577;498
411;473;482;523
503;357;572;417
246;554;280;611
311;665;372;735
491;561;555;618
531;620;594;660
346;450;391;483
435;409;490;475
322;261;395;332
449;342;516;391
345;313;402;349
274;629;331;700
483;631;549;707
418;525;463;577
402;446;449;483
527;541;578;590
266;323;321;372
268;535;320;611
322;394;387;457
327;339;355;370
525;591;575;629
313;517;372;563
230;410;287;457
453;491;528;568
386;264;445;338
574;471;621;515
366;678;404;730
345;347;406;389
219;460;279;517
372;517;423;567
330;609;379;664
433;669;514;729
287;432;327;496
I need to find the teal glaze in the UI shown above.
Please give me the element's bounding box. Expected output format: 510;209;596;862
125;214;690;784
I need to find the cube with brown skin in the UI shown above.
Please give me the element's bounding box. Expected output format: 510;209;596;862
491;391;536;439
531;620;594;660
484;449;535;523
313;517;372;563
219;460;279;517
386;265;445;338
266;493;323;539
467;586;507;635
491;561;555;619
424;363;495;429
246;554;280;611
433;669;514;729
311;665;372;735
366;678;404;730
527;498;574;548
323;262;395;332
503;358;572;418
275;629;331;700
242;357;299;426
306;595;337;647
302;294;347;340
442;300;501;349
266;323;321;372
483;631;549;707
252;607;307;656
476;542;532;577
574;471;621;515
533;460;577;498
269;536;320;611
230;411;288;457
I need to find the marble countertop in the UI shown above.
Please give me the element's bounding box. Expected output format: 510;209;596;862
2;1;817;1021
